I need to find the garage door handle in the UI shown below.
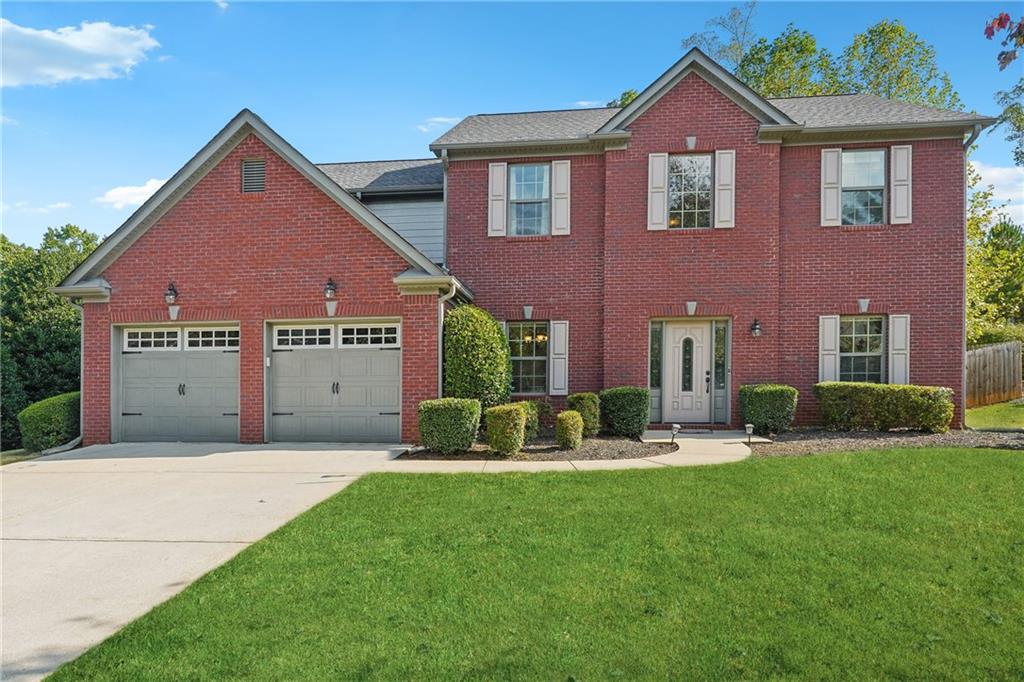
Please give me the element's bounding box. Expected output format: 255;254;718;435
272;412;294;416
122;412;142;416
378;412;400;416
222;412;238;416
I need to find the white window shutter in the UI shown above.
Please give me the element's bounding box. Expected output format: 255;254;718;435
890;145;912;224
819;315;840;381
714;150;736;228
889;314;910;384
551;160;571;236
647;153;669;230
549;320;569;396
487;162;507;237
821;148;842;227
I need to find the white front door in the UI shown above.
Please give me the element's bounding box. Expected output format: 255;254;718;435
664;322;712;423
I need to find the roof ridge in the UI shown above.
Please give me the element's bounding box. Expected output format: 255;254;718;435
471;106;620;117
316;158;439;166
766;93;862;100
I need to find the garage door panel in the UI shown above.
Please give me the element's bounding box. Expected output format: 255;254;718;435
337;354;369;376
370;386;399;408
337;385;366;408
371;353;401;376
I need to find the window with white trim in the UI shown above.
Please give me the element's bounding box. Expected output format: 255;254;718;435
124;328;180;351
508;321;548;394
508;163;550;236
273;326;333;348
185;328;240;349
841;150;885;225
338;324;400;348
839;316;886;382
668;154;712;229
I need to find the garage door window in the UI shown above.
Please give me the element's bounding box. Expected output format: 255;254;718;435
338;324;400;348
274;327;334;348
124;329;180;351
186;328;240;349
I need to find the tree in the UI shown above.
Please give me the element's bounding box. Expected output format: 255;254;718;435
682;1;759;71
983;12;1023;69
840;20;961;110
1;224;99;447
606;89;638;108
984;13;1024;165
736;25;839;97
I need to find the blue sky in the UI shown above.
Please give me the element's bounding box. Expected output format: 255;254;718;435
2;1;1022;246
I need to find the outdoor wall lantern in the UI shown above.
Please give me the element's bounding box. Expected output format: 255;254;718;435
750;319;763;337
164;282;180;321
324;278;338;317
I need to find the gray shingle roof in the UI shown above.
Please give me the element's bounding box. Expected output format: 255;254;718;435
431;107;620;147
766;94;989;128
317;158;442;192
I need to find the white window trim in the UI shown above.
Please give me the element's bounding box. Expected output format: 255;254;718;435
183;327;240;350
507;162;552;237
840;149;887;226
336;323;401;349
668;153;714;230
123;327;182;352
272;325;335;350
838;315;887;383
508;320;549;396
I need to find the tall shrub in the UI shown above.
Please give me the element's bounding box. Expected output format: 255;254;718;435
599;387;650;438
443;305;511;409
484;404;526;457
418;398;481;454
739;384;799;435
814;382;954;433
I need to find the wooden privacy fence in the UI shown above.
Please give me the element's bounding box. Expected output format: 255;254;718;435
966;341;1023;408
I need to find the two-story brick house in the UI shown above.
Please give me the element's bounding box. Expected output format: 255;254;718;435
56;50;994;445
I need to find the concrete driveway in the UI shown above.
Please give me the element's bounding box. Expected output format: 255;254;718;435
1;442;403;681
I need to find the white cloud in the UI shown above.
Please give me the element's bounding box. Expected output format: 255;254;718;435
1;18;160;87
94;178;166;210
214;0;229;10
416;116;459;133
573;100;603;108
1;115;17;125
7;200;72;214
972;161;1024;224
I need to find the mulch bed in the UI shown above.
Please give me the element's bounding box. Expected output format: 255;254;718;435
401;432;676;462
752;429;1024;457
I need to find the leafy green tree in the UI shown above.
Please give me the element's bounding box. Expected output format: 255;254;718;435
736;25;839;97
840;20;961;110
606;89;638;108
1;343;28;448
682;1;759;71
984;13;1024;165
1;224;99;447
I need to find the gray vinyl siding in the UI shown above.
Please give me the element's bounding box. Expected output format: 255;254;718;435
365;198;444;264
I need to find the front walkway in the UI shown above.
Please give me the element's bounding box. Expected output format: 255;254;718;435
1;434;753;680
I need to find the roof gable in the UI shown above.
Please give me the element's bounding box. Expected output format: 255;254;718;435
597;48;795;133
60;110;444;290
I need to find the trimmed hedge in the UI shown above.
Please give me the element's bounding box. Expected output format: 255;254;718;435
556;410;584;450
567;392;600;437
17;391;80;453
512;401;540;441
484;404;526;456
418;398;481;454
599;386;650;438
443;305;511;409
739;384;799;435
814;382;954;433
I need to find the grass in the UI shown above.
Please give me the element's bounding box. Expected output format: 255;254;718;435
0;448;37;465
52;448;1023;680
967;400;1024;430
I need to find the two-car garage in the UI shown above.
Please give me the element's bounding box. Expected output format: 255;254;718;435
112;322;401;444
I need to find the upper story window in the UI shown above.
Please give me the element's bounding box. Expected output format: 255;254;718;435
508;163;550;236
669;154;712;229
242;158;266;193
839;315;886;382
841;150;885;225
508;321;548;394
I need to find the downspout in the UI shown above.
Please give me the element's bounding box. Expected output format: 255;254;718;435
964;123;982;150
41;300;84;454
437;277;458;397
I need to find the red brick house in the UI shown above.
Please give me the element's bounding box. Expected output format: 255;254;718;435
56;50;994;444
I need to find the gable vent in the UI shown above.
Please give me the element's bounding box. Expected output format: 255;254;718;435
241;159;266;193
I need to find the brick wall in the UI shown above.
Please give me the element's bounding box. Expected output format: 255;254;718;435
83;133;439;444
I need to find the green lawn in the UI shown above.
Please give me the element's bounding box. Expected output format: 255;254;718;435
52;449;1023;680
967;400;1024;430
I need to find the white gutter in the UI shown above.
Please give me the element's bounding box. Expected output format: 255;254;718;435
437;277;459;396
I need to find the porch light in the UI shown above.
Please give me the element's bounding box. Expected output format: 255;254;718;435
745;423;754;446
164;282;178;305
324;278;337;299
750;319;762;337
671;423;681;445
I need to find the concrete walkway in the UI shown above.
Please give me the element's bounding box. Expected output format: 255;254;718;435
1;433;753;680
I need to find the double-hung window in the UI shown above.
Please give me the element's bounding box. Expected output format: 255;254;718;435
508;321;548;394
841;150;885;225
508;163;550;236
838;316;886;382
668;154;713;229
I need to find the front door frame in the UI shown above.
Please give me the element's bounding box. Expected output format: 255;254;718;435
650;317;731;425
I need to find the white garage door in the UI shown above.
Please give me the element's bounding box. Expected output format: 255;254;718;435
118;327;239;442
269;323;401;442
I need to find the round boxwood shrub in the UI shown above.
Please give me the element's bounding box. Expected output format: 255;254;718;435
17;391;80;453
556;410;583;450
484;403;526;457
567;392;600;437
443;305;511;409
418;398;481;453
512;400;540;441
599;386;650;438
739;384;799;435
814;382;954;433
